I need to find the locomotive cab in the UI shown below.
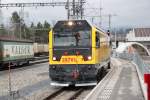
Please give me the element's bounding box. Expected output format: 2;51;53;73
49;20;111;86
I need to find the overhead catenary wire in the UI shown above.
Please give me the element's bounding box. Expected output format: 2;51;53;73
0;0;86;20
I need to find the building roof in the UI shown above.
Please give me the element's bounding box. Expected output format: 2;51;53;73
134;28;150;37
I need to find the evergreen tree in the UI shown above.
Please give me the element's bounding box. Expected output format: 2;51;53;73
30;22;35;41
44;21;51;29
11;12;21;23
30;22;35;28
10;11;23;38
34;22;43;42
43;21;51;43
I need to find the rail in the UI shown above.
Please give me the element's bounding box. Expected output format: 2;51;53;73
44;87;90;100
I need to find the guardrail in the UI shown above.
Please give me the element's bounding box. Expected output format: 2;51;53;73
114;51;150;100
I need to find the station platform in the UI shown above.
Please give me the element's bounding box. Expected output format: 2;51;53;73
85;58;144;100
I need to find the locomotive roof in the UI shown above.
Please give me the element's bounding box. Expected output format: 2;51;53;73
53;20;91;32
55;20;92;26
53;19;106;32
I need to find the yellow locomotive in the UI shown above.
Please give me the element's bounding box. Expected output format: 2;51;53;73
49;20;111;86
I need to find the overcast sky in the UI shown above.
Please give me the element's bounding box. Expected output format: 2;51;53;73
0;0;150;29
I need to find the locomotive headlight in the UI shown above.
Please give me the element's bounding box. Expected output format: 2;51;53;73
87;56;92;60
68;21;73;26
53;57;57;61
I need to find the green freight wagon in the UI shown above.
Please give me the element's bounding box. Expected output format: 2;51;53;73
0;38;34;68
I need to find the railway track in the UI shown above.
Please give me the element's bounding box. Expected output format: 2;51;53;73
44;87;93;100
34;56;48;60
0;56;48;71
43;68;109;100
30;56;48;65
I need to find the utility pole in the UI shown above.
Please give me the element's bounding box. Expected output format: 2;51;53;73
99;0;103;27
108;14;117;31
80;0;84;19
19;7;25;39
99;7;102;27
0;0;2;25
114;28;117;48
108;14;111;31
66;0;70;19
106;14;116;44
73;0;75;18
91;17;94;24
65;0;85;20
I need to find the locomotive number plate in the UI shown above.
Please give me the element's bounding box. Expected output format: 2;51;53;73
61;58;77;63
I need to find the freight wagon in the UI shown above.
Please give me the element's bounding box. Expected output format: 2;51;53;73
33;43;49;56
0;38;34;68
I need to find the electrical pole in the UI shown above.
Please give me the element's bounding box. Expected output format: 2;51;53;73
108;14;117;31
108;14;111;31
73;0;75;18
0;0;2;26
80;0;84;19
19;7;25;39
99;0;102;27
106;14;116;44
65;0;85;20
114;28;117;48
66;0;70;20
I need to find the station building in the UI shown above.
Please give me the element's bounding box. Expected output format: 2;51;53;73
126;28;150;51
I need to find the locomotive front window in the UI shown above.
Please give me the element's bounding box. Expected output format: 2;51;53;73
53;20;92;47
53;30;91;47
